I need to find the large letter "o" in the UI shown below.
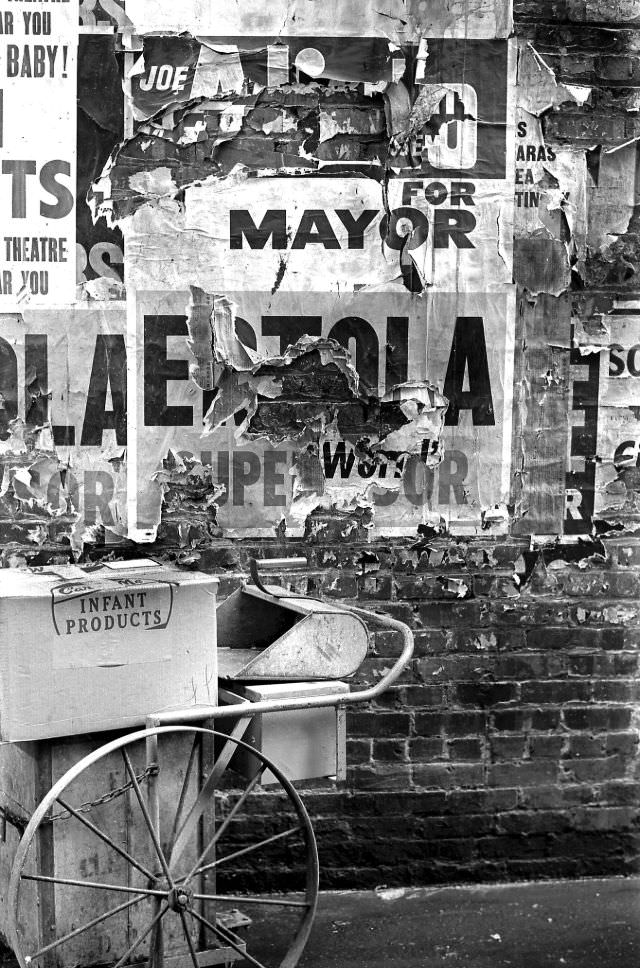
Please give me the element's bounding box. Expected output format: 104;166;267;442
379;207;429;251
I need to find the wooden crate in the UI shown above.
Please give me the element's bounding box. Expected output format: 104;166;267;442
1;729;226;966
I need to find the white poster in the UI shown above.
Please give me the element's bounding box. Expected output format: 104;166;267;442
0;1;77;305
131;287;515;537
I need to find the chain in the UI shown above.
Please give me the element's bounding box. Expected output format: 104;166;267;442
44;764;158;823
0;804;28;837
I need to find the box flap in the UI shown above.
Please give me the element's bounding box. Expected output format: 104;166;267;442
0;563;218;598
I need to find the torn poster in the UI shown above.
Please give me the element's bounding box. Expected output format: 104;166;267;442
130;288;515;538
565;317;601;536
1;0;637;548
511;293;572;538
585;141;640;290
0;1;77;305
0;306;127;547
513;44;589;297
593;299;640;526
99;37;515;207
113;18;517;538
78;0;128;33
564;297;640;534
121;173;513;295
76;31;125;298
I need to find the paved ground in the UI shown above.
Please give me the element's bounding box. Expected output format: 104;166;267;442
290;877;640;967
3;876;639;966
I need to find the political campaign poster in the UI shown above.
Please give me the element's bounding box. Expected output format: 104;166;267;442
129;287;515;537
111;21;517;538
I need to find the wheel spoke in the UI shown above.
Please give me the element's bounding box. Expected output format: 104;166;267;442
178;909;200;968
192;892;309;908
192;826;301;877
167;733;200;855
187;908;268;968
56;796;156;882
169;716;253;871
149;898;165;968
112;902;168;968
179;764;266;885
122;748;174;888
27;895;147;961
21;873;166;897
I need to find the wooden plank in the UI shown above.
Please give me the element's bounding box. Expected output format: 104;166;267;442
51;736;130;966
35;742;56;968
0;742;39;957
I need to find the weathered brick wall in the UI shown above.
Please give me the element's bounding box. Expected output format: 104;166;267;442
1;525;640;886
5;525;623;889
204;538;640;887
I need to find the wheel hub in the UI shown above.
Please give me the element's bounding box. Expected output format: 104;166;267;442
168;886;193;912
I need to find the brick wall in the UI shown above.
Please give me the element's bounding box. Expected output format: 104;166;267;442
158;536;640;888
1;526;640;887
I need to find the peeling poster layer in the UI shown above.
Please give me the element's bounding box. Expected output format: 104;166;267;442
0;307;127;550
581;298;640;527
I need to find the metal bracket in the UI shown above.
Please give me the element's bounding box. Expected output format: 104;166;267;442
247;556;308;596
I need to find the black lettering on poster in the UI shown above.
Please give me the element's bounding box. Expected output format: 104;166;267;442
443;316;495;426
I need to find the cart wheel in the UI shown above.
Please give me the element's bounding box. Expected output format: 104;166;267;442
9;725;319;968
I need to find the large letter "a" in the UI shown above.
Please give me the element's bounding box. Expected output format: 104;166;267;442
443;316;495;426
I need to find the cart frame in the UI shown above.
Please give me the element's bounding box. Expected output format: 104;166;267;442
7;560;414;968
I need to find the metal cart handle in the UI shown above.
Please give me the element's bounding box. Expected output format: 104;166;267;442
147;559;413;728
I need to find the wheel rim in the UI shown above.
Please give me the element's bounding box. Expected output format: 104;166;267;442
9;725;319;968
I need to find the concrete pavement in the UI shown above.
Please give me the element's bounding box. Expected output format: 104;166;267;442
300;877;640;967
246;877;640;967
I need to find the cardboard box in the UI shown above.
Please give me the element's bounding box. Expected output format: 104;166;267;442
0;559;218;741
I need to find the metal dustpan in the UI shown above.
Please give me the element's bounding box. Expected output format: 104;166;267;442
217;557;369;681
